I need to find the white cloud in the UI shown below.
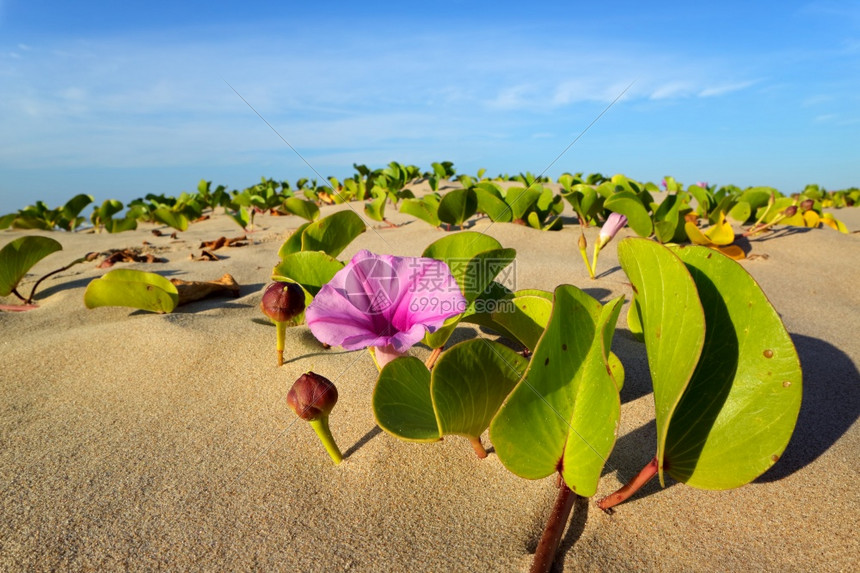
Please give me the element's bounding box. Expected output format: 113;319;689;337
698;80;759;97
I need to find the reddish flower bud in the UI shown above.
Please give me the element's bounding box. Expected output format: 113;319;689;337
800;199;814;212
287;372;338;421
261;281;305;323
783;205;798;218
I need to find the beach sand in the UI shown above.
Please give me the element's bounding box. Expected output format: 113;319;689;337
2;196;858;572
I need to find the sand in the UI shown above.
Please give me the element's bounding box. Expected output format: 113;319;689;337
1;196;858;572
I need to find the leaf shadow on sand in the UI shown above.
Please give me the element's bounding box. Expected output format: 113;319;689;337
756;333;859;482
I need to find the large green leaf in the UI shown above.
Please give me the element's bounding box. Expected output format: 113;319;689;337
151;207;189;232
272;251;344;296
83;269;178;313
373;357;440;441
300;210;366;257
503;186;541;221
474;184;513;222
437;188;478;227
490;285;624;497
665;246;802;489
364;193;386;222
0;236;63;297
282;197;320;222
488;292;554;351
604;191;653;237
421;231;502;262
399;196;441;227
277;222;311;259
617;238;705;485
432;339;528;440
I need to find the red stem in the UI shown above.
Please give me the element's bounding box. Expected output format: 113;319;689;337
530;476;577;573
597;456;659;512
469;436;488;459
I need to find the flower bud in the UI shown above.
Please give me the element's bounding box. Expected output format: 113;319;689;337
783;205;798;218
261;281;305;323
800;199;814;212
287;372;338;421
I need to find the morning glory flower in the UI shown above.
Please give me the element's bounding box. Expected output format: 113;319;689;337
590;213;628;279
305;250;466;367
596;212;628;251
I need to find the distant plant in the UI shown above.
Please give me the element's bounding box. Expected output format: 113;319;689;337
0;236;94;309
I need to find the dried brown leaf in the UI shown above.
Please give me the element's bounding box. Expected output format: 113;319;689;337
170;274;241;306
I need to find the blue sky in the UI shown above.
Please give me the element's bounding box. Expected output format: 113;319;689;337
1;1;858;213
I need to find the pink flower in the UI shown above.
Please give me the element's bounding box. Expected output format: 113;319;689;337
305;250;466;367
596;212;628;251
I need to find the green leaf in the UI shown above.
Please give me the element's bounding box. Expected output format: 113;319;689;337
105;216;138;233
604;191;653;237
489;293;554;351
432;339;528;440
666;246;802;489
301;210;366;257
437;188;478;227
151;207;189;232
364;193;387;222
617;238;705;485
277;222;311;259
83;269;178;313
373;357;440;442
272;251;344;296
399;197;441;227
727;201;752;224
0;236;63;297
503;186;541;221
422;231;502;262
282;197;320;221
474;183;513;222
455;248;517;302
490;285;624;497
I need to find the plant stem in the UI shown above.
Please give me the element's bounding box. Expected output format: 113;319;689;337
530;476;577;573
309;415;342;465
424;347;443;370
25;254;93;304
10;288;26;302
590;245;602;280
469;436;488;459
579;245;594;279
276;321;287;366
597;456;659;512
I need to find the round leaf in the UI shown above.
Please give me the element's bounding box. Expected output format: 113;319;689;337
617;238;705;485
373;357;440;442
666;246;802;489
282;198;320;222
301;210;366;257
437;188;478;227
422;231;502;262
272;251;344;296
0;236;62;297
432;340;527;440
83;269;178;313
490;285;624;497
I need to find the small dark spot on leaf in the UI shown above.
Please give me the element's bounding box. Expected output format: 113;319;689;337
544;357;550;366
763;349;774;358
146;285;153;291
782;380;791;388
770;454;779;463
562;344;567;351
707;253;712;259
655;327;661;339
